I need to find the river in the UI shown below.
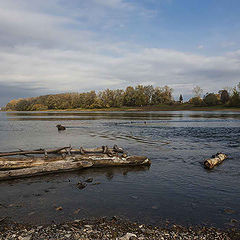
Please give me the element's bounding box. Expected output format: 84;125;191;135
0;111;239;228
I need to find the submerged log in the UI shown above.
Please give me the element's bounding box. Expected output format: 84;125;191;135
204;153;227;169
0;154;151;180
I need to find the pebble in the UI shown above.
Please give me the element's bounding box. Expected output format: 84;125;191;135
0;217;237;240
118;232;137;240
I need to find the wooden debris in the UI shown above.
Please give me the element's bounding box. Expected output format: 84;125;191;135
204;153;227;169
0;147;68;157
0;145;151;180
0;146;124;157
0;217;7;223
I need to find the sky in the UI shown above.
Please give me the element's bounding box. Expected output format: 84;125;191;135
0;0;240;106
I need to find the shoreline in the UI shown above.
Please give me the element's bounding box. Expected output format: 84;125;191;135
0;217;239;240
2;105;240;112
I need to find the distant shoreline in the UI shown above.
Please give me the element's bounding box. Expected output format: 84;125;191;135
2;104;240;112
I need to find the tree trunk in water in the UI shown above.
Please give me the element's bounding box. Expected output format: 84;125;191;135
204;153;227;169
0;154;150;180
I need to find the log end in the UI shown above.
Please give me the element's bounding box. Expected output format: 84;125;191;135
204;160;213;169
204;153;227;169
126;156;151;166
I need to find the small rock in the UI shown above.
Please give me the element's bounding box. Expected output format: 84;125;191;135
224;208;235;214
56;206;63;211
85;178;93;183
131;196;138;200
141;228;153;234
84;225;92;229
77;182;86;189
18;236;32;240
92;182;101;185
74;208;81;214
118;233;137;240
28;212;35;216
112;216;121;221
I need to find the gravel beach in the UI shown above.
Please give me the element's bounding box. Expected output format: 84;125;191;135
0;217;239;240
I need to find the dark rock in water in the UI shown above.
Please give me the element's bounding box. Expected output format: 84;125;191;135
91;182;101;185
56;124;66;130
224;208;235;214
85;178;93;183
77;182;86;189
55;206;63;211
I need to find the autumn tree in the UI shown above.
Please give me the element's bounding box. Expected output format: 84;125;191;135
15;99;31;111
123;86;136;106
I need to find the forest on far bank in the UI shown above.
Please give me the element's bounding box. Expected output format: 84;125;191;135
2;83;240;111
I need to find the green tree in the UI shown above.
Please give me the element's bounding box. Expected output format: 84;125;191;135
189;97;203;106
228;87;240;107
203;93;219;106
15;99;31;111
123;86;136;106
152;86;173;104
85;91;97;108
219;90;229;104
179;94;183;103
134;85;148;106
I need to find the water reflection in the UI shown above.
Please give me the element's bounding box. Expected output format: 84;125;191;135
0;166;150;224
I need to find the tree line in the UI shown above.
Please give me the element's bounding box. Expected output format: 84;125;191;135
3;85;173;111
189;82;240;107
3;83;240;111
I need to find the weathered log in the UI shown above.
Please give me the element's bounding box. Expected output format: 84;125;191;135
0;147;68;157
0;146;124;157
204;153;227;169
0;154;151;180
60;146;124;154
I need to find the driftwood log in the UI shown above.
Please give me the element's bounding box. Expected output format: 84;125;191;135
0;147;68;157
0;146;150;180
204;153;227;169
0;145;123;157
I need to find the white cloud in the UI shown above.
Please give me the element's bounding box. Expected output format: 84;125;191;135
0;0;239;105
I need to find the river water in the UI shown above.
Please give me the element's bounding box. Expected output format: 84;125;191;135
0;111;239;228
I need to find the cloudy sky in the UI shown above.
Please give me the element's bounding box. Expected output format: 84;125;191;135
0;0;240;106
